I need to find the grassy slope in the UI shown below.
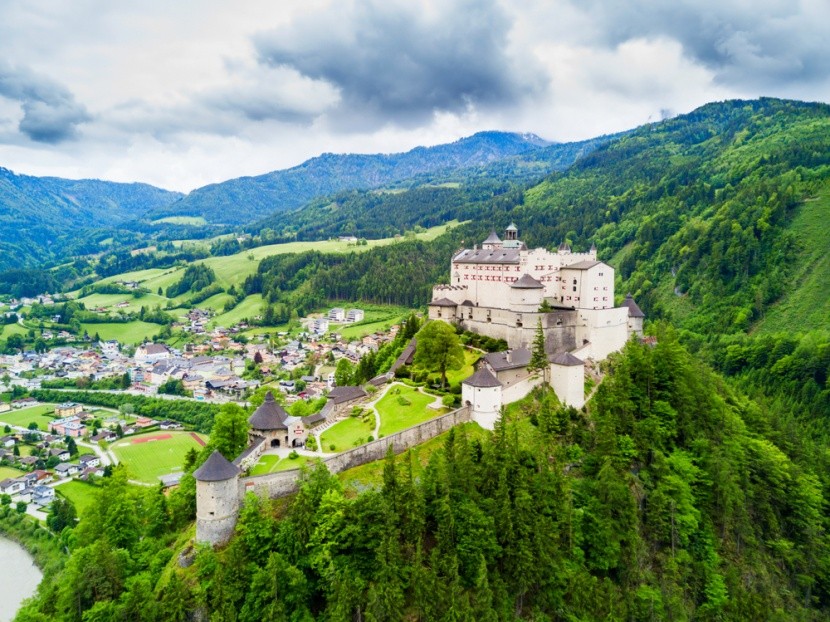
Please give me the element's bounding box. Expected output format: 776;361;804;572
79;321;161;345
320;417;374;451
56;480;100;516
0;405;56;431
753;184;830;334
377;385;444;437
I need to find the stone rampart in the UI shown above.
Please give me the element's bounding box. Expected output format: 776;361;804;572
239;405;472;499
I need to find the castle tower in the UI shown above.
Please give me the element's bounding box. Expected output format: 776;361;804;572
462;366;503;430
504;222;518;241
194;450;241;546
621;293;645;337
482;230;503;250
509;273;545;312
549;352;585;408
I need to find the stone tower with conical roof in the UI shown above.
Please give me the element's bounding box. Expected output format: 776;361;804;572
194;450;241;546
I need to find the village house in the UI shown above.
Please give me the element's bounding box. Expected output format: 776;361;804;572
79;454;101;469
55;401;83;418
328;307;346;322
54;462;79;478
135;342;172;364
346;308;365;322
0;478;25;495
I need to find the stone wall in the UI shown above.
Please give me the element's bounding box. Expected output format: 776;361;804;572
239;405;472;500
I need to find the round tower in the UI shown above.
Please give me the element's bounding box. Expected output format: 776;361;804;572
194;450;241;547
509;273;545;312
462;366;503;430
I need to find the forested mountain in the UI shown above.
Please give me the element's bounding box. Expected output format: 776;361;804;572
0;167;182;270
144;131;557;225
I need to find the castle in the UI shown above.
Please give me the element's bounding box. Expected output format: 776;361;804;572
428;224;644;428
193;224;645;547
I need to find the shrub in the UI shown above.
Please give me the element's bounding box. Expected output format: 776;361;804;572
329;444;336;451
442;394;456;407
397;396;411;406
367;435;374;442
288;450;299;460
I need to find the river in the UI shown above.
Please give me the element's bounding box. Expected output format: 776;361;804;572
0;537;42;622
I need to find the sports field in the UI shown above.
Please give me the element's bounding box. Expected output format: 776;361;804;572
0;404;56;431
110;431;208;484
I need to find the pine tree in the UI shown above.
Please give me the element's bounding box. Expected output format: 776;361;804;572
529;318;547;373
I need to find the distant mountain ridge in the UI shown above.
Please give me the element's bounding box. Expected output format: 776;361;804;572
0;167;182;269
146;131;555;225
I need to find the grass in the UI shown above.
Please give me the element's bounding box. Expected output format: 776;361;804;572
56;480;100;516
209;294;264;328
320;416;375;452
377;385;444;437
0;465;25;480
0;405;56;431
79;321;161;344
110;431;208;484
754;187;830;334
0;323;28;338
249;453;314;476
152;216;208;226
443;349;480;387
338;421;488;491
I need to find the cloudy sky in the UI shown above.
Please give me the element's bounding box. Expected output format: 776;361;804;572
1;0;828;192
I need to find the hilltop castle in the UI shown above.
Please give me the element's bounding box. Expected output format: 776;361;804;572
429;224;644;428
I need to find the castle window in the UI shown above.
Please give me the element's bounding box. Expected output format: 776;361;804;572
599;272;604;276
572;286;577;292
573;279;577;285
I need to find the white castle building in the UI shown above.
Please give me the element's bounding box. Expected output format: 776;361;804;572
428;224;644;428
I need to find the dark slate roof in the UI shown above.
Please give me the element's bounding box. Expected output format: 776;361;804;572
621;293;645;318
389;338;416;373
248;392;289;430
194;450;240;482
302;412;326;426
549;352;584;366
484;347;532;371
463;367;502;388
452;248;521;264
506;222;518;231
427;297;458;307
510;274;544;289
459;299;474;307
234;437;266;466
327;386;367;404
562;260;602;270
483;231;502;244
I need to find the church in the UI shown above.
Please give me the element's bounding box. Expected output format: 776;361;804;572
428;224;644;428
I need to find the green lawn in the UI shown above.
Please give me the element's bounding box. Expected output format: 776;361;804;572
376;385;445;437
249;453;314;476
111;431;208;484
443;349;480;387
0;404;56;431
0;465;25;480
0;323;28;338
56;480;101;516
79;321;161;344
320;417;375;452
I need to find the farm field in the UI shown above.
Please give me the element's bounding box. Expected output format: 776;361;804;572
0;323;28;338
56;480;101;516
79;321;161;344
152;216;208;226
0;404;56;431
320;416;374;452
377;385;444;437
209;294;263;328
110;431;208;484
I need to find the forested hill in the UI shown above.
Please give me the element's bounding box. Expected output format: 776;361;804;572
0;167;182;270
145;131;566;226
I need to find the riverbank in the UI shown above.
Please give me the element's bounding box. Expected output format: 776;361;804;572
0;507;65;583
0;538;42;622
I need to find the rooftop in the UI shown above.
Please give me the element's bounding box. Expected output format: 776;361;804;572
194;451;240;482
463;366;502;388
248;392;290;430
484;347;532;371
549;352;584;366
510;274;544;289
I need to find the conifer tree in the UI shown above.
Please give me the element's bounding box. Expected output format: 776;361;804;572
529;318;547;373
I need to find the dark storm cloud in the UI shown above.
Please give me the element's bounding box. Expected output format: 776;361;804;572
573;0;830;90
253;0;540;128
0;62;90;143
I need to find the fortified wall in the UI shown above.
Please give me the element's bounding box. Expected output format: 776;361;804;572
196;405;472;545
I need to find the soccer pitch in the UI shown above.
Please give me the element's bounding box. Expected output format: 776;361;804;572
110;431;208;484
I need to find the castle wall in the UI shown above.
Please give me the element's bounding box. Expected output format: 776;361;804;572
575;307;629;361
501;374;545;404
239;406;472;499
462;384;501;430
550;363;585;408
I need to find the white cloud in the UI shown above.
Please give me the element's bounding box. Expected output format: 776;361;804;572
0;0;826;191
